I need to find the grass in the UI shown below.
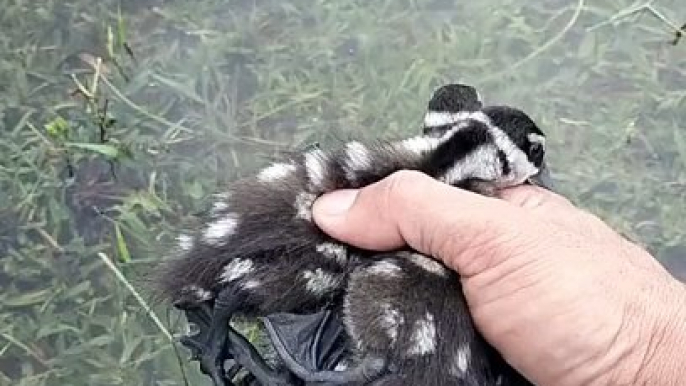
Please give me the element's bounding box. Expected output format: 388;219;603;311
0;0;684;385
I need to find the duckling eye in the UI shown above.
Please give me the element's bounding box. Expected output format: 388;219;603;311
529;142;544;165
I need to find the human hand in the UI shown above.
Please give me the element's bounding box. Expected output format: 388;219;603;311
312;170;686;386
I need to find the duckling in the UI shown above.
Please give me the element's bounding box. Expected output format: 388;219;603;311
152;85;550;386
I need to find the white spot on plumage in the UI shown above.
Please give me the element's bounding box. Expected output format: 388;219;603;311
294;191;317;221
176;233;193;251
242;279;260;290
220;259;255;283
342;295;359;349
182;285;213;301
304;149;328;190
302;268;338;295
316;242;347;263
450;344;472;376
203;213;239;244
367;260;403;278
408;312;436;355
379;302;403;343
343;141;372;180
406;253;449;276
210;192;231;215
194;287;212;301
333;360;349;371
185;322;200;336
258;162;297;183
212;201;229;213
213;192;231;200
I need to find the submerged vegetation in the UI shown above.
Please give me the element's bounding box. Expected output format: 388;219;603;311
0;0;684;385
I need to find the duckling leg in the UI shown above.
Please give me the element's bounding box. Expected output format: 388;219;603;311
223;323;299;385
178;307;231;385
180;288;300;386
296;357;387;385
177;287;244;386
263;311;387;385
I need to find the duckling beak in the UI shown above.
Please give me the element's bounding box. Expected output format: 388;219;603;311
527;161;554;191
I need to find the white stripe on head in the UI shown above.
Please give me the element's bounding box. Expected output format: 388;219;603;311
465;111;491;126
423;111;460;128
489;125;538;187
397;136;441;155
423;110;490;128
423;111;492;139
528;133;546;148
439;143;500;185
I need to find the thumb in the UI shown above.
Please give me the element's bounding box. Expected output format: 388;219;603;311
311;170;531;275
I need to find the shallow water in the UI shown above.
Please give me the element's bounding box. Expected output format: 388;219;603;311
1;0;684;384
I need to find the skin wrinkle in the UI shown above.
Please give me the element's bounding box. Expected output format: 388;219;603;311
453;220;542;279
468;256;617;382
603;309;639;385
462;248;549;309
617;271;686;386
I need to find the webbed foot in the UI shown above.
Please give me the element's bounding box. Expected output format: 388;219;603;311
178;302;233;386
177;288;300;386
263;311;388;385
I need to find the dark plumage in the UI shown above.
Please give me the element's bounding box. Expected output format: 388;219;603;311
152;84;549;386
423;83;483;137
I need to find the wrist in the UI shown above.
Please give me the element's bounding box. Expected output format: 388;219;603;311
634;279;686;385
612;276;686;385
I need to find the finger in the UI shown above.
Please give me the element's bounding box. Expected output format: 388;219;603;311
499;184;575;210
312;170;539;275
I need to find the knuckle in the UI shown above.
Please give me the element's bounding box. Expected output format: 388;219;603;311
372;170;435;248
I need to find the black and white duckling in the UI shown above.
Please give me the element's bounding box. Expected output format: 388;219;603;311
153;86;550;386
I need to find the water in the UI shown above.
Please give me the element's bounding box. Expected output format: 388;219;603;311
0;0;684;384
